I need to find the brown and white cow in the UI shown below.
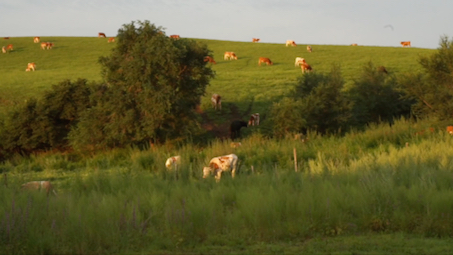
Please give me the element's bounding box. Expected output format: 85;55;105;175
98;32;106;38
307;45;312;52
286;40;296;47
252;38;260;43
224;51;238;60
294;57;305;67
301;62;312;73
6;44;13;51
230;142;242;148
351;43;358;46
21;181;57;196
248;113;260;126
41;42;54;50
211;94;222;110
33;37;40;43
108;37;115;43
258;57;273;66
204;56;216;64
25;62;36;72
401;41;411;47
169;35;180;39
447;126;453;135
202;154;238;182
165;155;181;170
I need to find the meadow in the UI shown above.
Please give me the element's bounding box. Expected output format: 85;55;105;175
1;36;453;254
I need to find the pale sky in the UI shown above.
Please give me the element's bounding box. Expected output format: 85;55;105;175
1;0;451;49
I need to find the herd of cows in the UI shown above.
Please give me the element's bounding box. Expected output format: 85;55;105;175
2;34;414;186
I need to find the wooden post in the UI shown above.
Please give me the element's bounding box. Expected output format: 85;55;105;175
251;165;254;174
293;148;298;172
3;173;7;187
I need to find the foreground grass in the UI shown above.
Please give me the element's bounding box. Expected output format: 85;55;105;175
1;118;453;254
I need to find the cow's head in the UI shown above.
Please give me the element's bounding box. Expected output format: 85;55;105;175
203;167;212;178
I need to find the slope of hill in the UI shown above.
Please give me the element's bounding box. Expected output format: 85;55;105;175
0;36;434;137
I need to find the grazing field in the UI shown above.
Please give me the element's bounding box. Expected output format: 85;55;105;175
1;36;451;254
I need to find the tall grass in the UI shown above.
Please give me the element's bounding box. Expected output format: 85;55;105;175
1;118;453;254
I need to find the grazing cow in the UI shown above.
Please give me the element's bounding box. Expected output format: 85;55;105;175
447;126;453;135
6;44;13;51
307;45;312;52
169;35;180;39
108;37;115;43
294;57;305;67
230;120;248;140
252;38;260;43
224;51;238;60
211;94;222;110
1;46;5;53
165;155;181;170
25;62;36;72
401;41;411;47
3;37;9;39
98;32;106;38
286;40;297;47
230;142;242;148
41;42;54;50
202;154;238;182
33;37;40;43
248;113;260;126
378;66;388;74
204;56;216;64
351;43;358;46
301;62;312;73
258;57;273;66
21;181;57;196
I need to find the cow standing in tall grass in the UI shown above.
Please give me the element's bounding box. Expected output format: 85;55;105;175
21;181;57;196
211;94;222;111
230;120;248;140
203;154;238;182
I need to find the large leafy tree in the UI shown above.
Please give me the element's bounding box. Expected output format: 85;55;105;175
69;21;214;150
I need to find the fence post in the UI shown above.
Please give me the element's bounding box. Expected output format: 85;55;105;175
294;148;298;172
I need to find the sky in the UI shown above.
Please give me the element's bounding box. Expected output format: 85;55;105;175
1;0;452;49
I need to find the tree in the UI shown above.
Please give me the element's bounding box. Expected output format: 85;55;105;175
69;20;214;150
399;36;453;120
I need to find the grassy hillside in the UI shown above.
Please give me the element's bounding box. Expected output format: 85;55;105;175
0;37;433;119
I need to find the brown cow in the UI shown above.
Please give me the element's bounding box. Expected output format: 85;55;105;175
3;37;9;40
6;44;13;51
169;35;180;39
378;66;388;74
258;57;273;66
447;126;453;135
301;62;312;73
204;56;216;64
108;37;115;43
21;181;57;196
252;38;260;43
98;32;106;38
351;43;358;46
401;41;411;47
25;62;36;72
286;40;296;47
307;45;312;52
33;37;40;43
224;51;238;60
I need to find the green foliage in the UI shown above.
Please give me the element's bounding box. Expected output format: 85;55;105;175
0;79;92;156
70;21;214;151
347;62;411;127
399;36;453;120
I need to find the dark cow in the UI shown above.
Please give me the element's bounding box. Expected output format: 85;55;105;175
378;66;388;74
230;120;248;140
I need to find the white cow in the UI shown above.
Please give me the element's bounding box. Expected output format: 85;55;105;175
286;40;296;47
294;57;305;67
203;154;238;182
165;155;181;170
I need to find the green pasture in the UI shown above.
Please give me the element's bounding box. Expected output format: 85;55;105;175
0;36;433;120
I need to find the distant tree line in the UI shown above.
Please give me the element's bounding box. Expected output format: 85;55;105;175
0;20;452;159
